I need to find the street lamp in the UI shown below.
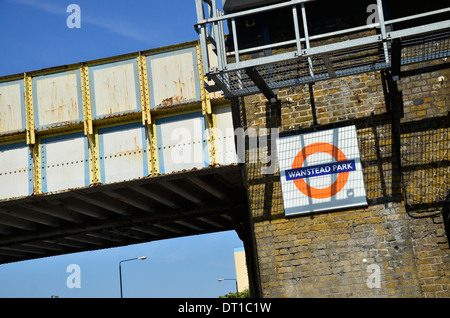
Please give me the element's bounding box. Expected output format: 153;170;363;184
218;278;239;298
119;256;147;298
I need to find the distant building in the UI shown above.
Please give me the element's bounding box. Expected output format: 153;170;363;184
234;247;249;292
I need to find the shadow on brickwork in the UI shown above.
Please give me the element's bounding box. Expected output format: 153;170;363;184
241;65;449;223
443;192;450;246
400;114;450;218
261;100;282;221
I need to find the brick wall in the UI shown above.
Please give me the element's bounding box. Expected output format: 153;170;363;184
235;59;449;297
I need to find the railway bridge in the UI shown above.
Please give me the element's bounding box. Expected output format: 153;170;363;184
0;41;250;265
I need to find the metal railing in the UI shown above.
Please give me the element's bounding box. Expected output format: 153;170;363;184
194;0;450;99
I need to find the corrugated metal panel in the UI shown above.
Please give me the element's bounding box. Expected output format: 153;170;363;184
214;106;237;165
40;133;89;193
33;70;83;129
0;142;32;200
0;80;25;134
98;123;148;184
89;59;141;118
147;47;201;108
156;112;209;174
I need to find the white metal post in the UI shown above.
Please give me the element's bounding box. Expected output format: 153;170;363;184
376;0;391;64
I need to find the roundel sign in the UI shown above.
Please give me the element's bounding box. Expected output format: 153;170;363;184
276;125;367;216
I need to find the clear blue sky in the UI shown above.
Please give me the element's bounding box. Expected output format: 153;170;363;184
0;231;244;298
0;0;245;298
0;0;211;76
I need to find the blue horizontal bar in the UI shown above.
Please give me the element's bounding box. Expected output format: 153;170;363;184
285;160;356;181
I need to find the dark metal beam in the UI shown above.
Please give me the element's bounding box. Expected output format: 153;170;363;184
161;181;206;205
0;206;61;228
20;202;85;224
322;54;336;78
0;244;46;255
103;188;155;213
129;185;180;209
49;238;86;249
391;38;402;81
0;214;36;231
71;192;132;217
174;220;205;231
0;225;13;235
186;175;228;200
66;235;106;246
0;203;243;248
131;225;167;237
209;73;235;97
86;232;125;243
245;67;278;103
24;241;65;252
0;248;26;258
152;223;185;234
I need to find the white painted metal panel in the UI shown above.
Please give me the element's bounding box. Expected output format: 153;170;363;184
41;133;89;193
214;106;237;165
0;143;31;200
156;112;208;174
147;47;201;108
90;60;140;118
99;123;148;184
276;125;367;216
0;80;25;134
33;70;82;129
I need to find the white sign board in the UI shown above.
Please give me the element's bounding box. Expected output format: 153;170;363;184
276;125;367;216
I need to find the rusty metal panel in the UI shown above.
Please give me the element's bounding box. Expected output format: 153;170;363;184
214;106;237;165
0;79;26;134
33;70;83;129
147;46;201;108
98;123;148;184
0;142;32;200
156;112;209;174
89;59;141;118
40;133;89;193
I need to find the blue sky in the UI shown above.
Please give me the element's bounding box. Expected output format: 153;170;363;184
0;0;245;298
0;0;208;76
0;231;244;298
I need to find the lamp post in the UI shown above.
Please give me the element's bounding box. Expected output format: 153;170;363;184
119;256;147;298
218;278;239;298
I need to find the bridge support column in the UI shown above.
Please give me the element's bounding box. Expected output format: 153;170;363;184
23;72;42;195
80;63;101;184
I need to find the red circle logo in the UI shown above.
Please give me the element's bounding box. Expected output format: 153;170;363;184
292;142;349;199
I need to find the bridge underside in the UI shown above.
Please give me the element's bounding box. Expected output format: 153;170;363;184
0;164;247;265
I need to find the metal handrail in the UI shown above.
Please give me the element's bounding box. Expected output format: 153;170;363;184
195;0;315;25
223;7;450;58
195;0;450;98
